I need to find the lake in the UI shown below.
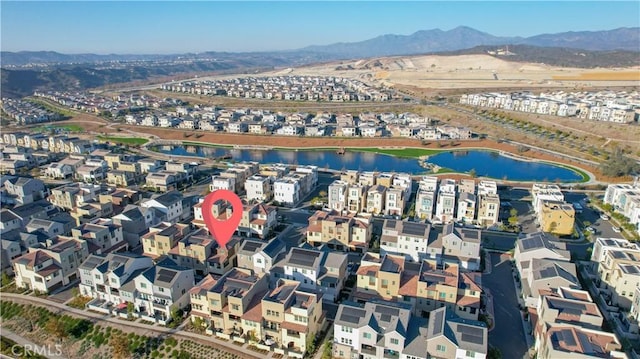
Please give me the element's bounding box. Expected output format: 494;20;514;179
151;145;584;182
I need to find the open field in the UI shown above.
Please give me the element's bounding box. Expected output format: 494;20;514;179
552;71;640;81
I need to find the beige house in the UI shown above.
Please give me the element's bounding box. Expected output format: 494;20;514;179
141;222;191;259
306;210;371;252
14;237;90;293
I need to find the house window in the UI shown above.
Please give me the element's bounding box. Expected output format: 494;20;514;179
231;304;240;311
437;344;446;352
140;283;147;289
466;351;475;358
390;338;399;345
363;333;371;339
341;326;352;333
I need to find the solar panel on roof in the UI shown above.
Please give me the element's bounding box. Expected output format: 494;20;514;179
402;222;427;236
242;241;262;252
386;220;397;228
380;314;392;322
289;250;320;267
458;325;484;336
157;268;177;282
461;333;484;345
375;305;400;317
433;311;444;334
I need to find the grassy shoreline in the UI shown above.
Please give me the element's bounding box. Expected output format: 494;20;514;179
97;136;148;145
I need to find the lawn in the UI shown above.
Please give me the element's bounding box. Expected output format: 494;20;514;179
33;124;84;132
97;136;148;145
350;147;441;158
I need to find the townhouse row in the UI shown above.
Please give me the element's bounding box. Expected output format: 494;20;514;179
414;177;500;227
461;91;639;123
604;180;640;237
513;233;630;358
161;75;394;102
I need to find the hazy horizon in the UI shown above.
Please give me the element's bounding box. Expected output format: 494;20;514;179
2;1;640;54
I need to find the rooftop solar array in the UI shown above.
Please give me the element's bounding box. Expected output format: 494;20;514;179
83;256;104;269
385;220;397;228
401;222;428;237
340;308;367;324
156;268;177;283
289;249;320;267
459;325;484;345
432;310;444;334
521;236;544;250
461;229;480;240
380;314;392;322
241;240;262;253
375;305;400;317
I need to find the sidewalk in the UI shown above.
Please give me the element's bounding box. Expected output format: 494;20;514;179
0;293;265;359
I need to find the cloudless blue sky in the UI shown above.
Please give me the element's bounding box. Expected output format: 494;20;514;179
2;1;639;54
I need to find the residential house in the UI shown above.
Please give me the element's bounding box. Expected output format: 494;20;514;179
306;210;371;252
440;223;481;271
134;258;195;324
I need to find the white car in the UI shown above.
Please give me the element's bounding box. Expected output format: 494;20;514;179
600;214;610;221
586;226;596;233
612;226;621;233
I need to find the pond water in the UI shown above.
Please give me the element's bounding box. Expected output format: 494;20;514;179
151;145;583;182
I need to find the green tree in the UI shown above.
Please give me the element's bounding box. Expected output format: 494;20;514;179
508;208;519;229
469;168;477;178
1;272;11;287
306;333;317;354
488;346;502;359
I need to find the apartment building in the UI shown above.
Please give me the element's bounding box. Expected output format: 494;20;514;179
189;267;269;336
134;258;195;324
347;184;368;214
261;279;323;356
477;193;500;227
365;185;386;215
245;175;274;202
415;176;438;220
14;237;90;293
425;307;488;359
596;249;640;310
274;177;301;206
306;210;371;252
78;252;154;303
435;179;457;223
521;258;579;308
140;191;184;224
456;192;477;224
210;175;235;192
49;183;102;210
141;222;191;259
193;200;277;239
385;187;406;216
70;220;127;254
440;223;481;271
271;247;347;302
328;180;348;212
536;323;623;359
380;219;434;262
236;238;286;275
514;232;571;279
166;228;239;277
531;184;564;213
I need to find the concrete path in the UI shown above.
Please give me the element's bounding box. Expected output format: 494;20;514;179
0;326;68;359
1;293;264;359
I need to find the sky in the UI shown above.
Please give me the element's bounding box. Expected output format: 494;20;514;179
2;1;639;54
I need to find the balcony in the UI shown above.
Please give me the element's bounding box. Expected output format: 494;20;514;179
383;349;400;359
361;344;377;356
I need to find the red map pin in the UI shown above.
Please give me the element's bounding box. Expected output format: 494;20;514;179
201;189;243;248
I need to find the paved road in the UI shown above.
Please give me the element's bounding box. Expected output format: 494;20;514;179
483;253;529;359
0;293;263;359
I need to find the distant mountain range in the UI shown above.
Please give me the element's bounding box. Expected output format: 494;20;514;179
301;26;640;58
2;26;639;66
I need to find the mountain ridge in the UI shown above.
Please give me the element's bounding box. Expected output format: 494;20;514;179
2;26;638;66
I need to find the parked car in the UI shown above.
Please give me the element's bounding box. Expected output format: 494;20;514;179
600;214;610;220
612;226;621;233
586;226;596;233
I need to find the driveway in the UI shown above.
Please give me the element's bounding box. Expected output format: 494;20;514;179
483;253;529;359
